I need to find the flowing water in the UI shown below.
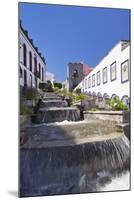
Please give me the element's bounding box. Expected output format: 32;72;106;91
20;92;130;197
99;171;130;191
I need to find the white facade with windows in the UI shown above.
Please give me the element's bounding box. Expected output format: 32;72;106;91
19;23;46;88
75;40;130;101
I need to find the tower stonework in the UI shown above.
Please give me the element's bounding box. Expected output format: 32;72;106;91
67;62;83;92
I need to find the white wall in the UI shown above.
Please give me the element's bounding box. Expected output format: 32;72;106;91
19;27;46;88
76;41;130;100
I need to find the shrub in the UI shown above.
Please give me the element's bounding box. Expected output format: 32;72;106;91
53;87;60;93
39;81;53;92
61;88;68;96
74;88;81;94
109;96;128;111
20;87;40;116
74;93;88;102
46;80;53;92
23;87;39;101
53;82;62;89
90;108;99;111
20;96;33;115
39;82;48;90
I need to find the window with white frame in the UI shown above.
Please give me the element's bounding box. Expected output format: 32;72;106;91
88;76;91;88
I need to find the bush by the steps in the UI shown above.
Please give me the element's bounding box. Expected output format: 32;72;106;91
20;87;40;116
39;82;48;90
20;96;33;115
39;81;53;92
108;96;129;111
53;82;62;89
22;87;39;101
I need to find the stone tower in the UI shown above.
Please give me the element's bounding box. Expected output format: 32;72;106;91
67;62;83;92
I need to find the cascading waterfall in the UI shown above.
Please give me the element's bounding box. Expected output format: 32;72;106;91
34;92;81;123
20;135;129;196
20;92;130;197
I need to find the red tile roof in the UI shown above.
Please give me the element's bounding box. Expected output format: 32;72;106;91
83;63;93;76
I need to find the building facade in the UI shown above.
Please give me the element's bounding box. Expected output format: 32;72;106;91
75;40;130;101
67;62;93;92
19;22;46;89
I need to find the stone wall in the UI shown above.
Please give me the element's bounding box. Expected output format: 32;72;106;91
83;110;130;139
83;111;129;124
20;115;31;145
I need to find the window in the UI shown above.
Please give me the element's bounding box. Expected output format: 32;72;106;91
42;67;44;81
73;69;78;78
34;57;37;73
110;61;117;81
121;59;129;83
88;77;91;88
102;67;107;84
97;71;101;85
29;51;32;72
35;77;37;88
23;43;27;67
92;74;95;87
20;67;23;78
39;63;41;79
24;69;27;87
85;78;87;89
82;80;84;90
30;74;32;88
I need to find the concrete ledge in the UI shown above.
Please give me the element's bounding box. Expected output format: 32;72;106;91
20;115;31;145
116;123;130;140
83;110;130;124
20;115;31;127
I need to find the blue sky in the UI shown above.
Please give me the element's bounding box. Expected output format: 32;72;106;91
19;3;130;82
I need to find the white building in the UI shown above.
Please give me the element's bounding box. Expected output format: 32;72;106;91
62;79;67;89
46;71;55;84
75;40;130;101
19;21;46;88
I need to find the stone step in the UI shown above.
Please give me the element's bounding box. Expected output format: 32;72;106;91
35;107;81;123
22;128;123;148
40;100;68;108
116;123;130;139
43;92;62;98
23;120;123;147
43;96;63;101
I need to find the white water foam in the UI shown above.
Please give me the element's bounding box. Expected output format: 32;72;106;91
30;120;88;127
99;171;130;191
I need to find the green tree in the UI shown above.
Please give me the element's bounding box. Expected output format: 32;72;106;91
53;82;62;89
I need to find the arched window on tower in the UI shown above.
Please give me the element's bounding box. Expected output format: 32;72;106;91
23;43;27;67
73;69;78;78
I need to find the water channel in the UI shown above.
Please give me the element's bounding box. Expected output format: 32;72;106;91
20;92;130;197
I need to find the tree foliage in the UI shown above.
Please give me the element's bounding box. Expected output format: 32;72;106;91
53;82;62;89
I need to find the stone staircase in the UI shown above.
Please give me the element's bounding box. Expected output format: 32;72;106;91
34;92;81;123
